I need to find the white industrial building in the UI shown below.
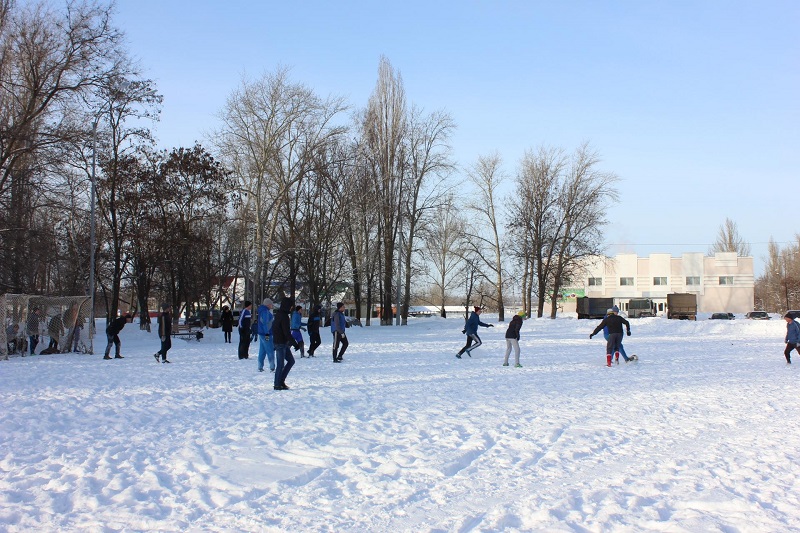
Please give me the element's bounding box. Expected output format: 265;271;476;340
565;252;755;315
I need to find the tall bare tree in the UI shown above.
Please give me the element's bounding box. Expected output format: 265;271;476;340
709;218;752;257
420;196;465;317
399;106;455;324
361;56;408;325
465;153;507;320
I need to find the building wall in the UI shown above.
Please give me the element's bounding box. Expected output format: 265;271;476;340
571;252;754;314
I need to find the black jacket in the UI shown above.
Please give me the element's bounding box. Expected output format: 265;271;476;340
307;306;322;333
273;299;299;348
159;311;172;337
220;309;234;332
505;316;522;340
107;316;128;335
591;314;630;336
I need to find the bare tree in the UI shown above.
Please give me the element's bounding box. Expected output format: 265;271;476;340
420;196;465;317
213;68;347;305
546;143;619;318
709;218;752;257
361;56;408;325
399;106;455;324
465;153;507;320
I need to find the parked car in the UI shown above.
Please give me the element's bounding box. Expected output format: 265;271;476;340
745;311;770;320
710;312;734;320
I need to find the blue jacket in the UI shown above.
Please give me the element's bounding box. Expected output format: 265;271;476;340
257;305;274;336
786;320;800;344
464;311;491;336
291;310;307;330
238;308;251;332
331;310;347;334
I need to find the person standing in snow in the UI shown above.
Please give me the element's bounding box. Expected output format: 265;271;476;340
290;305;307;358
238;300;252;360
256;298;275;372
590;308;631;367
104;313;130;360
307;303;323;357
220;305;234;343
602;305;631;363
47;311;64;351
273;298;299;390
26;306;42;355
457;306;493;359
155;303;172;363
783;313;800;364
331;302;348;362
503;313;523;367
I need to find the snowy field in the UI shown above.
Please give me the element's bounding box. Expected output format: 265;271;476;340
2;314;800;532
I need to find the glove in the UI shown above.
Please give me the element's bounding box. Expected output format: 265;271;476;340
626;331;631;336
461;329;466;334
589;334;594;339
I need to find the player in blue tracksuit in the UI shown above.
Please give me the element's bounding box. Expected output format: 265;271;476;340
290;306;307;358
257;298;275;372
456;306;493;358
238;300;252;360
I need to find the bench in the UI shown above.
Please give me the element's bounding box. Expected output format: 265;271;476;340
171;324;204;341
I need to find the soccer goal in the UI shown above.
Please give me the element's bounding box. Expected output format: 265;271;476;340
1;294;94;360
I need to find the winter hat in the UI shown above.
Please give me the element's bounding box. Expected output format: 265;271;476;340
612;305;620;313
244;300;252;308
607;308;615;314
474;306;482;312
785;313;794;319
262;298;273;307
336;302;344;310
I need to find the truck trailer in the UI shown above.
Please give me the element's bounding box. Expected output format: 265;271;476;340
667;293;697;320
576;297;615;319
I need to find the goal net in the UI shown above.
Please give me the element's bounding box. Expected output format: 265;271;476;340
1;294;94;360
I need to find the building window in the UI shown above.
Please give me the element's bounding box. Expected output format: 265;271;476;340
588;277;602;286
719;276;734;285
686;276;700;286
653;277;667;286
620;277;634;286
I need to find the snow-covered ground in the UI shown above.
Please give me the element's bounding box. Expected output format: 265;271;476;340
2;314;800;532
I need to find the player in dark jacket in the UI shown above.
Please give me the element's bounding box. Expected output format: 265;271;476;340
307;303;322;357
503;313;523;367
104;313;130;360
219;305;234;343
590;309;631;367
238;301;252;360
273;298;300;390
154;303;172;363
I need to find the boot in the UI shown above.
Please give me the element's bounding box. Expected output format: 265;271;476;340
614;352;620;364
606;355;612;367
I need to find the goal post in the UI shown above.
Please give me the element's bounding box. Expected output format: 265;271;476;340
1;294;94;360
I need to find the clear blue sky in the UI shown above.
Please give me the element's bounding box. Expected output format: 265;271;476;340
115;0;799;276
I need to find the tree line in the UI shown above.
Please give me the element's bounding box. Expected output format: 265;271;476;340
0;0;621;325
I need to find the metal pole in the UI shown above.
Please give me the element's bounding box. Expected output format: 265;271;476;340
88;120;98;354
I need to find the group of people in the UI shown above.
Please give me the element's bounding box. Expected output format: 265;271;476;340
456;304;634;368
229;299;350;390
8;305;86;356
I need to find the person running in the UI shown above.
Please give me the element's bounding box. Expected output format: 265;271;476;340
783;313;800;364
273;298;299;390
590;308;631;367
238;301;252;360
220;305;234;343
457;306;493;358
602;305;631;363
331;302;348;363
104;313;130;360
256;298;275;372
307;304;322;357
290;305;307;358
154;303;172;363
503;313;523;367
